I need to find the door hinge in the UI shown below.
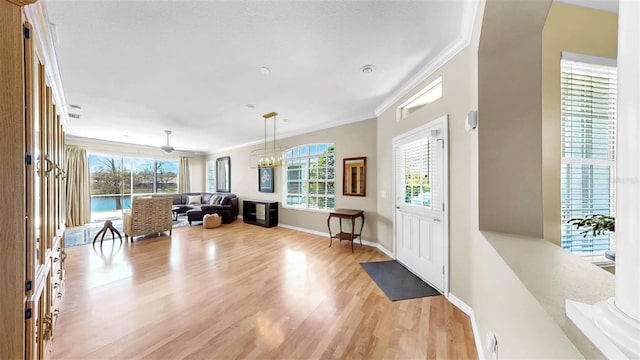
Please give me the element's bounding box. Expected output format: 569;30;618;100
25;280;32;291
442;203;445;211
25;308;32;320
442;266;445;275
23;26;30;39
25;154;32;165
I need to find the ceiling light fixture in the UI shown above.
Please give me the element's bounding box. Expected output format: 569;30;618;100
259;66;271;75
249;112;283;168
246;104;256;109
361;64;376;74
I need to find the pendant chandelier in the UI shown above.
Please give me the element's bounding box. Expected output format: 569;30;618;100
249;112;283;168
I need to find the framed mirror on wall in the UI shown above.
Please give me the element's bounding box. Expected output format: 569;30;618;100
343;156;366;196
216;156;231;192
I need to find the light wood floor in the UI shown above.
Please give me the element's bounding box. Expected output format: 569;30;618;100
52;221;477;359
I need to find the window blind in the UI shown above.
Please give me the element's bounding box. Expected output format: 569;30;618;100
560;55;617;259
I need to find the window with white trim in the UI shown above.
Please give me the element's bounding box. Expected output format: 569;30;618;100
206;161;215;192
560;52;617;262
284;144;335;210
396;77;442;122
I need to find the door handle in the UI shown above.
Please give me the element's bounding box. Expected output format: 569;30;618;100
395;206;400;209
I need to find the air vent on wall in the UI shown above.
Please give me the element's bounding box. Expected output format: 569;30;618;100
68;104;81;120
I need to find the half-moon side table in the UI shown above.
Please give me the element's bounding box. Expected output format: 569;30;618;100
327;209;364;252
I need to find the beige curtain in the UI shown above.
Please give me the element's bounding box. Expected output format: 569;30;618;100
65;146;91;226
179;157;190;193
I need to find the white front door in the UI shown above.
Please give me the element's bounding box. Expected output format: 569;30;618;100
393;115;448;292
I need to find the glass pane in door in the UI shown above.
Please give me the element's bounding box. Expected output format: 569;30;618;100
402;138;432;208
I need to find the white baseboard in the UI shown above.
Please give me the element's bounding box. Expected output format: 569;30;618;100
277;223;327;237
471;310;484;360
447;293;472;316
277;223;394;258
361;240;394;258
447;293;483;360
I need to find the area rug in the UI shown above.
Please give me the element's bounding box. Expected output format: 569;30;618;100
65;216;189;247
360;260;441;301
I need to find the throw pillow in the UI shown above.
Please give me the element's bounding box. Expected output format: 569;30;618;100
188;195;201;205
217;196;225;205
209;195;221;205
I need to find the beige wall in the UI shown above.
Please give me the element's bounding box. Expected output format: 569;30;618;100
376;39;478;302
470;1;613;358
471;232;584;359
65;137;207;191
478;0;551;238
208;118;378;240
541;3;618;246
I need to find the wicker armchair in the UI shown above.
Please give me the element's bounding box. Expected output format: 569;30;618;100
123;196;173;241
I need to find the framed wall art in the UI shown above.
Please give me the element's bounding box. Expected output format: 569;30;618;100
259;167;274;193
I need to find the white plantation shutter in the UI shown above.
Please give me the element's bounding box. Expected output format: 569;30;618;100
560;52;617;260
396;134;441;211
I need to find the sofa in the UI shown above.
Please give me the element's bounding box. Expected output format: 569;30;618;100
124;196;173;241
170;192;238;225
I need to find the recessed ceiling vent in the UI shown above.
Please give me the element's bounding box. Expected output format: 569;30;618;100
68;104;82;120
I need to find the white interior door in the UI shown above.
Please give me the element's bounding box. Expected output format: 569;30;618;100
393;115;448;292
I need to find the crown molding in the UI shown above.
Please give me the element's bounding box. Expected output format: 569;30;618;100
375;0;479;117
22;0;69;126
210;112;377;155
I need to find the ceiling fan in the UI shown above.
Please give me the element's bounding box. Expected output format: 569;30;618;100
160;130;175;153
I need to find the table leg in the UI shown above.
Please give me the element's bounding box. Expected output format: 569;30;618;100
359;214;365;247
350;216;355;253
327;215;333;248
93;220;122;246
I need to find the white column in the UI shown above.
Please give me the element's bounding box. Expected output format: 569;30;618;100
566;2;640;358
614;0;640;324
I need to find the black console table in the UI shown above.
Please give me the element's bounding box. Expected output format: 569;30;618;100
243;200;278;228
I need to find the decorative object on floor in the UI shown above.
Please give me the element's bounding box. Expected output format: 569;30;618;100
216;156;231;192
259;167;274;193
343;156;366;196
93;219;122;246
360;260;440;301
249;112;283;168
203;213;222;229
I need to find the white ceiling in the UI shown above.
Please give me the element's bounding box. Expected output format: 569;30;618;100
46;0;615;154
46;0;475;154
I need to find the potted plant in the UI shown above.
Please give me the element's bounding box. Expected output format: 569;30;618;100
568;214;616;261
568;214;615;237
